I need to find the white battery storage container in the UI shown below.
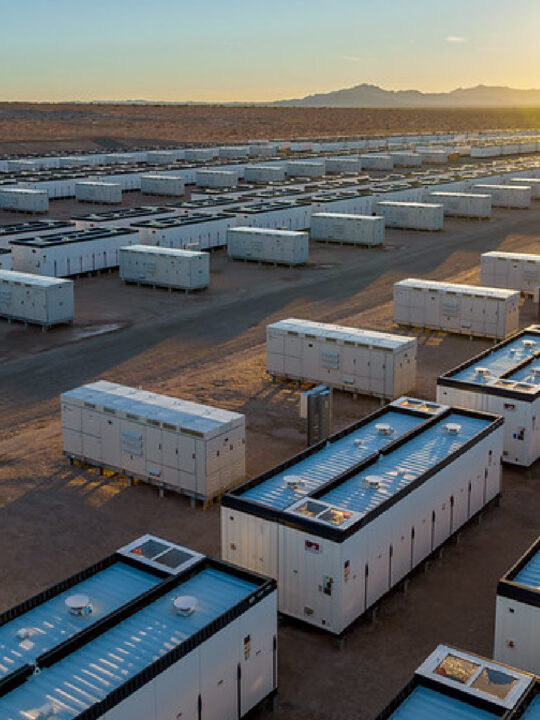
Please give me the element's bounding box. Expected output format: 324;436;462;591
0;187;49;213
373;645;535;720
0;270;74;328
135;213;236;250
120;245;209;291
73;205;180;230
481;252;540;296
394;278;520;339
376;201;444;231
310;213;385;246
196;170;238;188
437;326;540;466
473;184;532;208
10;227;139;277
0;534;278;720
227;227;309;266
61;381;246;502
233;199;312;231
509;177;540;199
243;165;286;183
140;174;185;196
286;160;325;178
75;181;123;204
359;154;394;170
221;397;503;634
266;318;416;398
428;191;492;219
218;145;250;159
0;249;12;270
324;157;362;174
494;535;540;676
184;147;217;161
390;152;422;167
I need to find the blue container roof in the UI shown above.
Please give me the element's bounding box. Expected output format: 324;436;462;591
387;686;499;720
319;412;491;515
0;561;159;682
450;333;540;385
522;695;540;719
239;409;426;510
0;567;257;720
513;547;540;590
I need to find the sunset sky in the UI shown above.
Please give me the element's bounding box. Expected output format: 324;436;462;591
2;0;539;102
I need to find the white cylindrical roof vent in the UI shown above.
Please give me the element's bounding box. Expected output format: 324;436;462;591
474;367;490;377
523;339;535;348
173;595;197;616
15;627;33;641
531;367;540;377
365;475;382;488
444;423;461;435
284;475;305;490
375;423;394;436
353;438;364;447
65;593;92;616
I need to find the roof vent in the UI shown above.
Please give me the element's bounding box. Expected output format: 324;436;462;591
353;438;364;447
284;475;305;490
531;368;540;377
375;423;394;436
523;339;536;348
475;367;490;377
444;423;461;435
16;627;34;641
509;348;518;355
35;703;56;719
65;594;92;617
173;595;197;616
365;475;382;488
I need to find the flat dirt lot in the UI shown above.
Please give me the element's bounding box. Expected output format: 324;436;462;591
1;206;540;718
1;104;540;154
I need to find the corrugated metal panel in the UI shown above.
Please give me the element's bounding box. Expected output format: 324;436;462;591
0;567;257;719
451;334;540;384
320;412;490;514
240;410;425;510
388;686;498;720
514;549;540;589
0;562;159;680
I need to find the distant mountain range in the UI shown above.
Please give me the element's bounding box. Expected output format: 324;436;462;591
274;84;540;108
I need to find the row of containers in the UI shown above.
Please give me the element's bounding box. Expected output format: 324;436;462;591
4;384;540;717
1;142;540;210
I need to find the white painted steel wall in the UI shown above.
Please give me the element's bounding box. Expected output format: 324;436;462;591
266;319;416;397
235;204;312;231
0;251;12;270
481;252;540;296
227;227;308;266
390;152;422;167
61;382;246;502
120;245;210;291
509;178;540;199
474;184;532;208
0;188;49;213
243;166;286;183
75;181;122;204
0;270;74;327
324;157;362;174
140;174;185;197
137;216;236;250
376;201;444;231
286;161;325;178
11;231;139;277
394;279;520;340
310;213;384;246
428;192;492;219
359;154;393;170
196;170;238;188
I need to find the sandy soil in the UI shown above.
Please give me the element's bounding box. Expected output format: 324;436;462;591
1;207;540;718
1;104;540;155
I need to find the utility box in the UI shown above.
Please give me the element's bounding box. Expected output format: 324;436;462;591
481;251;540;296
310;213;385;246
376;201;444;231
437;325;540;467
221;397;503;634
300;385;333;446
495;535;540;676
267;318;416;398
0;269;74;328
428;191;492;219
61;381;246;502
75;181;123;204
227;227;309;266
394;278;520;340
119;245;210;291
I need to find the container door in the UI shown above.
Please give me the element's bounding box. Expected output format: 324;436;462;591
303;337;319;380
369;349;385;396
154;650;199;720
101;413;120;466
199;623;238;720
120;420;144;475
239;594;277;716
432;496;452;549
162;430;179;470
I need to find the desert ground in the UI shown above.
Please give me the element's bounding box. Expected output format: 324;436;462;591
1;198;540;717
1;103;540;154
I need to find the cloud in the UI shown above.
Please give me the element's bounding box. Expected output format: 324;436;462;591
339;55;366;63
446;36;467;43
